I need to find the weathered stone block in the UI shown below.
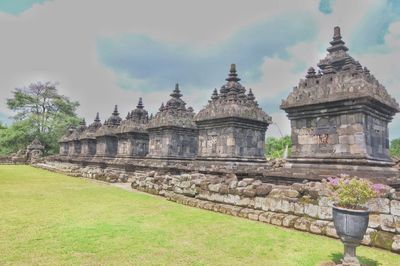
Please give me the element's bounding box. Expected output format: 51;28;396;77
317;206;332;220
294;202;305;215
325;222;339;238
248;210;263;221
259;212;272;224
380;214;396;232
366;198;390;214
361;228;377;246
390;200;400;216
371;231;394;250
282;215;298;228
294;217;312;231
304;203;319;218
270;213;286;226
269;188;299;198
256;184;272;196
310;220;329;234
368;214;380;229
392;235;400;253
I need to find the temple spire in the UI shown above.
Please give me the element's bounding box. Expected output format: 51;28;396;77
159;102;165;111
113;105;119;116
327;26;348;53
247;89;255;101
211;88;219;100
137;97;144;109
226;64;241;82
306;67;316;78
170;83;182;99
94;112;100;123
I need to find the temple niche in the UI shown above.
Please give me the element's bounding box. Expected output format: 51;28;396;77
95;105;122;157
147;84;198;159
67;120;86;156
80;113;102;157
281;27;400;176
116;98;149;158
195;64;272;161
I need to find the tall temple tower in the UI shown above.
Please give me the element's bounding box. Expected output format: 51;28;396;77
116;98;149;158
80;113;102;157
95;105;122;157
281;27;400;179
147;84;198;159
195;64;272;161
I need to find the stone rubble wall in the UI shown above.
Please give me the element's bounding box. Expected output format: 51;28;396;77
35;161;400;253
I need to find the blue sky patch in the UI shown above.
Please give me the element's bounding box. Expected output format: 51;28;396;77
0;0;48;15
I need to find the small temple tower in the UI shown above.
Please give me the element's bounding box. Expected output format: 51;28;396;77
116;98;149;158
95;105;122;157
147;84;198;159
281;27;400;178
80;113;102;157
59;127;74;156
195;64;272;161
26;137;45;162
67;119;86;156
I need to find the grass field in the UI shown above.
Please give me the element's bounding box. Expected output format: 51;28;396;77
0;165;399;266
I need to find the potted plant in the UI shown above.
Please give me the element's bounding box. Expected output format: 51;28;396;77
327;177;383;265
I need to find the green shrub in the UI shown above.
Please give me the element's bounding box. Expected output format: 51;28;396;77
327;177;378;209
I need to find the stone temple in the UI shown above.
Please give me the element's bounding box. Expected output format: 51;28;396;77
95;105;122;157
56;27;400;184
147;84;198;159
281;26;400;178
195;64;272;161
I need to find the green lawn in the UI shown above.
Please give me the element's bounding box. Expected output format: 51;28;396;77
0;166;398;266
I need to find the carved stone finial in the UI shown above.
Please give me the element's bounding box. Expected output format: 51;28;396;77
328;26;348;53
170;83;182;99
80;118;86;126
94;112;100;123
113;105;119;116
306;67;316;78
226;64;241;82
159;102;165;111
333;26;341;41
126;111;131;120
137;97;144;109
211;88;219;100
248;88;255;101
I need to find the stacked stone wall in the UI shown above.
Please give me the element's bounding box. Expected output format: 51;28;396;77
35;160;400;253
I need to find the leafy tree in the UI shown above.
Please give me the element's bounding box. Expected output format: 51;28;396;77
390;138;400;157
265;136;292;159
1;82;81;155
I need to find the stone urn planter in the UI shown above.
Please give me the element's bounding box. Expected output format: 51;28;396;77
332;205;369;266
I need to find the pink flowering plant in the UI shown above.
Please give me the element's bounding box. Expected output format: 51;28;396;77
327;176;384;209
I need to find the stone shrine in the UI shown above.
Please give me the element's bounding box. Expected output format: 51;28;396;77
116;98;149;157
80;113;102;157
195;64;272;161
26;137;44;162
67;120;86;156
95;105;122;157
147;84;198;159
59;127;74;155
281;27;400;178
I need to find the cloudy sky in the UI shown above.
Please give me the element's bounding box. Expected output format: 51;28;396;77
0;0;399;138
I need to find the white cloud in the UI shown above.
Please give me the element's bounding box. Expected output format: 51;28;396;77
0;0;399;138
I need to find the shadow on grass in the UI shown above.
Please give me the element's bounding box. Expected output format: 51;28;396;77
330;253;380;266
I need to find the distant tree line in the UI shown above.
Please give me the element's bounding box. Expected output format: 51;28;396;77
391;138;400;157
0;82;81;156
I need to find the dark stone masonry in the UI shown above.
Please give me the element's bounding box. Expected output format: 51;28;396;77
281;26;400;180
34;27;400;253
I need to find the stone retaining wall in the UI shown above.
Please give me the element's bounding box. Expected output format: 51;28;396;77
35;161;400;253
